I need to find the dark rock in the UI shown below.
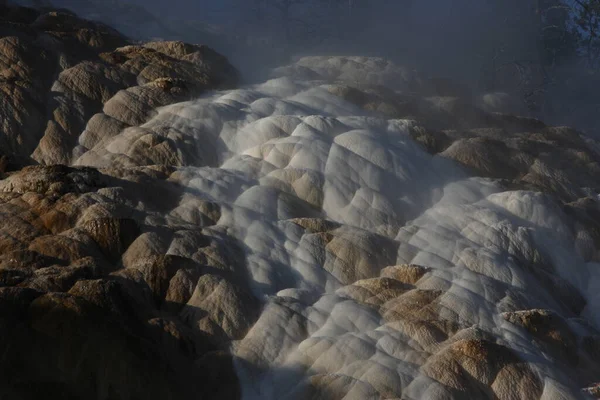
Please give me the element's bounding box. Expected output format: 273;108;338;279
80;217;139;261
502;309;578;365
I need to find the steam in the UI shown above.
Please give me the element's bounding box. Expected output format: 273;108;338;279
14;0;600;133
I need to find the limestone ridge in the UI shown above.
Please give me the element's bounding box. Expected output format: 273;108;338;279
0;4;241;400
0;3;239;168
2;3;600;400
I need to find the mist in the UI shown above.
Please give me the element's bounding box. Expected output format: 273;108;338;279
15;0;599;135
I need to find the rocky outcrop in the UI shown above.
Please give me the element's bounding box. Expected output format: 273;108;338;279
0;5;243;399
284;57;600;203
0;3;239;168
0;163;252;399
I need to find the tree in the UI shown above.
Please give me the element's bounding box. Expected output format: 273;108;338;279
469;0;582;113
571;0;600;68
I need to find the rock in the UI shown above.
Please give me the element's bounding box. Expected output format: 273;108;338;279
321;228;399;285
422;339;543;400
290;217;341;233
103;79;190;126
336;277;412;307
20;291;210;399
272;56;420;91
380;264;431;285
80;217;139;261
28;233;100;264
441;137;522;179
407;126;451;153
0;5;239;165
26;261;98;292
181;274;261;342
0;165;105;195
128;254;196;303
502;309;578;365
53;61;135;104
583;384;600;399
143;41;240;88
162;267;200;310
0;249;64;270
68;279;133;319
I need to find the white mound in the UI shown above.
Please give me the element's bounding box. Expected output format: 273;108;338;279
271;56;420;91
73;58;600;399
